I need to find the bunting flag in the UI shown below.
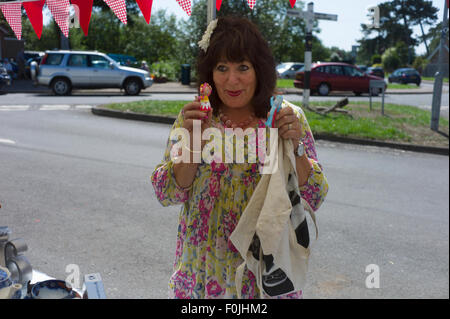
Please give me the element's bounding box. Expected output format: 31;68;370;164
176;0;191;16
247;0;256;10
216;0;222;11
47;0;70;38
0;0;301;41
0;2;22;40
23;0;44;39
71;0;94;36
104;0;127;24
136;0;153;24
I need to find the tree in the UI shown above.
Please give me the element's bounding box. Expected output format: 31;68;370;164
382;47;401;72
357;0;438;64
179;0;330;67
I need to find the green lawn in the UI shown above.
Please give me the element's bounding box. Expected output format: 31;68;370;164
99;99;449;147
387;83;418;89
276;79;295;88
422;76;449;83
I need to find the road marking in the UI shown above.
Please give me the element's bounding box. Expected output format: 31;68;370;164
40;105;71;110
0;105;30;111
0;138;16;145
0;105;93;111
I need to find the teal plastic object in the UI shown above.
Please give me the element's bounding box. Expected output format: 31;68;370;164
265;95;284;128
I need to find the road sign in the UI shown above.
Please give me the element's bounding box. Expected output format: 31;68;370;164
287;9;306;18
314;12;338;21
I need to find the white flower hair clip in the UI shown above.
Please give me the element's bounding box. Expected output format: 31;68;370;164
198;19;218;52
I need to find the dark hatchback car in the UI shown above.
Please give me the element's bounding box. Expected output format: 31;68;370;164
294;62;385;96
366;67;385;79
388;68;421;86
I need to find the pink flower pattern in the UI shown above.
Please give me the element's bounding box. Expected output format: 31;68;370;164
151;100;329;299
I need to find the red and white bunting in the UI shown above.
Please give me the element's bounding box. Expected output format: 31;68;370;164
176;0;191;16
136;0;153;24
71;0;94;36
0;2;22;40
289;0;297;8
247;0;256;10
47;0;70;38
103;0;127;25
23;0;45;39
216;0;222;11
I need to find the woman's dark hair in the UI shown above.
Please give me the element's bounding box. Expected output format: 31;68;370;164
196;16;277;118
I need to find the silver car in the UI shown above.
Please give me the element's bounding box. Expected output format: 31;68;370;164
32;50;153;95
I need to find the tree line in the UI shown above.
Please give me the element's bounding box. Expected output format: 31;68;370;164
1;0;443;77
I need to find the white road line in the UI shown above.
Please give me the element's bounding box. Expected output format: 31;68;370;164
0;105;30;111
0;138;16;145
40;105;71;110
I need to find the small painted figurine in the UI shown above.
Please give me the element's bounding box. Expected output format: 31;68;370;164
199;83;212;112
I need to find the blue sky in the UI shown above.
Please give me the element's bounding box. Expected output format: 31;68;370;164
43;0;447;55
151;0;447;55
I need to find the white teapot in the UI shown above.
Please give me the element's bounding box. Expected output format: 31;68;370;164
0;266;22;299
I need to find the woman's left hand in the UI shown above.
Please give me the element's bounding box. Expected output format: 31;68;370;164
271;106;302;144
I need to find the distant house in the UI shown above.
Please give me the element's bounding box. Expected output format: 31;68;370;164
0;25;25;60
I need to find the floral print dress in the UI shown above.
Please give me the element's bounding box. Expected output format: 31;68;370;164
151;100;329;299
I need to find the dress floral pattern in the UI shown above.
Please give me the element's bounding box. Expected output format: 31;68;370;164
151;100;329;299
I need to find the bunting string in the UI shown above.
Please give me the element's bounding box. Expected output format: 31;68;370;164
0;0;298;40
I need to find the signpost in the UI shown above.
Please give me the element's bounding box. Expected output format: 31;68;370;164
207;0;216;24
288;3;337;109
430;0;449;131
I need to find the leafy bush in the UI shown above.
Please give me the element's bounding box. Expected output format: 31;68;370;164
382;48;401;72
371;54;382;65
151;61;178;82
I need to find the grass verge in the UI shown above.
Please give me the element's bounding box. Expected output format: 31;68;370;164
100;100;449;148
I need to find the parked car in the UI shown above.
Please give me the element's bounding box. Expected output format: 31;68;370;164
294;62;386;96
276;62;304;79
357;65;368;73
388;68;421;86
24;51;45;61
0;62;12;90
366;67;385;79
107;53;139;68
32;50;153;96
25;56;43;79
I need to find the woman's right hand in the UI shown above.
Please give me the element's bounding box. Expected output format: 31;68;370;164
181;96;212;133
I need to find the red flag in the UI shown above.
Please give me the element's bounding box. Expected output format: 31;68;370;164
103;0;127;24
71;0;93;36
176;0;192;16
136;0;153;24
247;0;256;10
289;0;297;8
23;0;45;39
0;2;22;40
47;0;70;38
216;0;222;11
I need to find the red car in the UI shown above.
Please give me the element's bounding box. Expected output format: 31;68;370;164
294;62;386;96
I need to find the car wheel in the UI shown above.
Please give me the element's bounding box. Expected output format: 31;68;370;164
354;91;362;96
124;78;141;96
52;78;71;96
416;81;421;86
318;83;330;96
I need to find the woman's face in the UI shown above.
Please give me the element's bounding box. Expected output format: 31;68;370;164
212;59;257;111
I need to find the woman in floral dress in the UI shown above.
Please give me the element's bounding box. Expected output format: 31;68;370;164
151;16;328;299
